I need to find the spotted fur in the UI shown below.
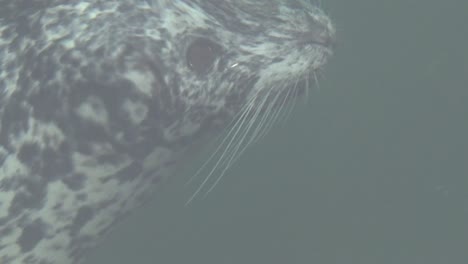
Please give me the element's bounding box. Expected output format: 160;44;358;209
0;1;335;263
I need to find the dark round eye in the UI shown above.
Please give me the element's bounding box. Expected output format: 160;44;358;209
186;38;222;75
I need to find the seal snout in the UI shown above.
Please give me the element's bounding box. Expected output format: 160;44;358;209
298;19;336;49
307;24;335;48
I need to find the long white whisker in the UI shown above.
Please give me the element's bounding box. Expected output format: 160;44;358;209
247;92;277;144
186;70;318;204
269;87;291;130
244;94;278;147
279;78;301;125
217;90;276;173
203;93;270;196
184;86;258;187
254;83;288;142
185;92;258;205
305;72;311;105
313;70;321;93
221;91;271;169
275;82;294;125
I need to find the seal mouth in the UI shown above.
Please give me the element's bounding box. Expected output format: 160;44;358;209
300;35;334;50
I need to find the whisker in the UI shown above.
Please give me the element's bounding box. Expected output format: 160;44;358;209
184;91;256;187
254;84;287;142
275;81;294;125
185;92;258;205
203;94;270;196
184;74;258;184
186;70;318;204
279;78;300;125
221;92;271;169
305;72;311;105
313;70;321;93
248;93;278;144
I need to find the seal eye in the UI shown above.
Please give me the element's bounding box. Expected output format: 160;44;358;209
186;38;222;75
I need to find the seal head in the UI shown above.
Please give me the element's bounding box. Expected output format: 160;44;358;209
0;1;335;263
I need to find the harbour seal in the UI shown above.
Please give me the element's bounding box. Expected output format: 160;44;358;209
0;0;335;263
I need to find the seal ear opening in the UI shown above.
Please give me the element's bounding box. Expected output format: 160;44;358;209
186;38;222;75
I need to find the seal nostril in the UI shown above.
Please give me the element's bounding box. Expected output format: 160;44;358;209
297;25;334;48
310;23;332;44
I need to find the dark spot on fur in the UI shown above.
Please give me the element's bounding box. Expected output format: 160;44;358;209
70;206;94;235
0;96;30;150
62;173;86;191
60;51;81;67
0;175;16;191
272;57;284;63
71;118;109;145
28;83;64;122
96;152;126;165
40;143;73;181
4;60;17;73
106;162;142;183
17;142;40;165
75;142;94;156
76;193;87;201
69;79;143;147
117;2;133;13
94;46;105;57
8;179;46;216
17;219;46;252
0;224;13;237
126;139;158;159
151;172;163;184
0;149;6;167
29;52;58;84
0;80;5;93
